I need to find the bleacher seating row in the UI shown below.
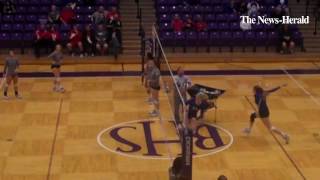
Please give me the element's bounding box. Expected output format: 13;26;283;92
0;0;119;50
155;0;303;52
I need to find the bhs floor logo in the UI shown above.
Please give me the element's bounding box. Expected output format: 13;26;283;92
97;120;233;159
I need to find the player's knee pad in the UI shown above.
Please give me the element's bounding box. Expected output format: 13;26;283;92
250;112;257;123
271;126;276;131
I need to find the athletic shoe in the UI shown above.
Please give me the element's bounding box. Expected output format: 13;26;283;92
15;95;22;99
80;54;84;58
284;134;290;144
3;95;9;100
242;127;251;135
149;110;159;117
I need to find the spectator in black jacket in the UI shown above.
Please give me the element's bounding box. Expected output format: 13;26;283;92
280;25;295;54
82;24;96;56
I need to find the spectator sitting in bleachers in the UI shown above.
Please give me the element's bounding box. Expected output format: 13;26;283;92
110;31;121;60
106;7;120;21
172;14;184;32
195;16;207;32
67;25;84;57
184;17;194;32
280;25;295;54
271;5;289;29
106;9;122;43
49;25;61;51
60;2;76;25
233;0;248;15
34;24;51;58
95;24;109;55
247;1;260;17
113;16;122;47
2;0;16;14
82;24;96;56
48;5;60;25
92;6;107;25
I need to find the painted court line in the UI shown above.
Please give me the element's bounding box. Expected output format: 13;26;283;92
96;119;234;160
282;68;320;106
46;98;64;180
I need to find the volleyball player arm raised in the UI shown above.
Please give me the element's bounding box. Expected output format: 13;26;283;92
264;84;287;96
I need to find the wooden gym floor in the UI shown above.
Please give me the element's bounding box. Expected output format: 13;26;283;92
0;62;320;180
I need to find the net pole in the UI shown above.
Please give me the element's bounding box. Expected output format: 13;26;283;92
152;25;193;180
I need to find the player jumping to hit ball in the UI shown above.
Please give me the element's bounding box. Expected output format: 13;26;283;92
243;84;290;144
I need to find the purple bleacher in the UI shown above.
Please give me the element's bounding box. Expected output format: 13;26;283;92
230;22;240;31
215;14;227;22
200;0;211;5
205;14;215;22
252;23;265;32
12;24;24;32
267;31;279;46
208;22;218;31
232;31;244;45
159;22;172;31
174;31;186;46
1;24;12;31
0;33;10;41
24;33;34;41
186;31;198;46
217;22;229;31
15;15;25;22
154;0;302;52
256;31;268;47
160;31;174;46
244;31;256;51
25;24;36;31
197;31;209;45
16;7;27;14
159;14;171;22
181;14;191;21
191;5;204;14
107;0;119;6
40;0;51;5
3;15;13;22
11;33;23;41
28;6;38;14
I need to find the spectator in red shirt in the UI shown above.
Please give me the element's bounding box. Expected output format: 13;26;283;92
49;26;61;50
34;24;51;58
184;17;194;31
67;25;84;57
106;7;120;21
172;14;184;32
195;16;207;32
60;2;76;25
